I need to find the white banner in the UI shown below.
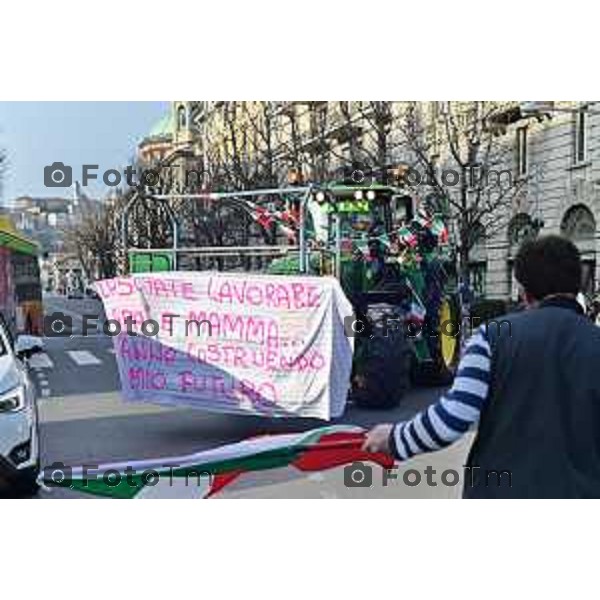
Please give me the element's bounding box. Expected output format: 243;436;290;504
96;272;354;420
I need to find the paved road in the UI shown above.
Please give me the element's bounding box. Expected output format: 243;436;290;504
44;293;108;335
5;295;466;499
29;336;119;398
36;389;469;499
30;294;118;398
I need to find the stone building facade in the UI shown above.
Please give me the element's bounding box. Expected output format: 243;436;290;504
484;102;600;300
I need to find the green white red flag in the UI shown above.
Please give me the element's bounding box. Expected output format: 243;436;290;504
45;425;394;499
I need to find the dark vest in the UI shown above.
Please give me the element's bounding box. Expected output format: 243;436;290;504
464;297;600;498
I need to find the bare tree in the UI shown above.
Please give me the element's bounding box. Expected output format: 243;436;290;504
241;101;280;187
396;101;531;284
218;101;257;189
357;101;398;172
305;101;333;181
277;102;306;182
62;201;118;280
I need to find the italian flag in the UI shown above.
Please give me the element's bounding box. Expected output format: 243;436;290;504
430;215;449;243
48;425;394;499
243;200;298;242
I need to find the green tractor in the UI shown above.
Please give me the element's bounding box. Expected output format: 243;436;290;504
266;183;461;408
125;181;461;409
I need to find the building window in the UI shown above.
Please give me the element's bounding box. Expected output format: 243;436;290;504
561;205;596;293
560;204;595;241
507;212;534;253
177;105;187;130
575;109;587;164
468;262;487;297
516;127;528;177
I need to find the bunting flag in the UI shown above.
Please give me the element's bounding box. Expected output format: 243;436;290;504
279;219;299;242
397;226;418;248
414;206;432;229
430;216;449;244
43;425;394;499
412;205;449;244
244;200;299;242
278;207;300;227
247;201;275;229
353;238;371;259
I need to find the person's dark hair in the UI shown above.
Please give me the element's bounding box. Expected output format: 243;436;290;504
514;235;581;300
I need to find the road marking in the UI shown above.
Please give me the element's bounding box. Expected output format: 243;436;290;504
29;353;54;369
67;350;103;366
36;373;51;397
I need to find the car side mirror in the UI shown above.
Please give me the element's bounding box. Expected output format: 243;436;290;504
15;335;44;359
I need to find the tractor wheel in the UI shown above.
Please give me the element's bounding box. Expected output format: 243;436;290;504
413;294;461;386
352;331;413;409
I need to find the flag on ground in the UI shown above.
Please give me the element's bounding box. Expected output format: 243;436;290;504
44;425;394;499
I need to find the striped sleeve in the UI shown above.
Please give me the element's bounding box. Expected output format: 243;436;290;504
390;326;492;461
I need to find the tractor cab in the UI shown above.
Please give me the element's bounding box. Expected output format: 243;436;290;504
303;181;460;405
305;183;417;299
307;183;414;245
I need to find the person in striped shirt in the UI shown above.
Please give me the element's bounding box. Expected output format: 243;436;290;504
364;235;600;498
363;325;492;461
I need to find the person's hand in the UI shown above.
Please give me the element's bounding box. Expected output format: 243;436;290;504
362;423;395;454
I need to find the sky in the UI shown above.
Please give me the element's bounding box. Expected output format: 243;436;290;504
0;101;169;202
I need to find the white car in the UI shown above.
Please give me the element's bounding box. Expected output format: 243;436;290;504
0;322;42;496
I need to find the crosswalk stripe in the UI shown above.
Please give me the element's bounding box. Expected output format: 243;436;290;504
29;353;54;369
67;350;103;366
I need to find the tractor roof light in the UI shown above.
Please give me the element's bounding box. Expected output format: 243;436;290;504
354;190;364;200
366;190;376;200
315;191;327;203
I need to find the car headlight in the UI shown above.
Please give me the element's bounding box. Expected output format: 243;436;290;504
0;387;26;412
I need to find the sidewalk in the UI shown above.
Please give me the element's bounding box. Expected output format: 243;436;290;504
39;392;172;423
